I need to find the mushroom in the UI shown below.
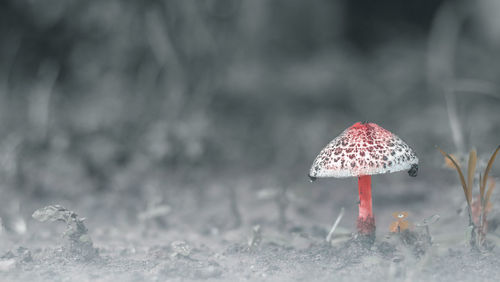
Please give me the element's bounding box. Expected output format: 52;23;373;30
309;122;418;239
389;211;411;233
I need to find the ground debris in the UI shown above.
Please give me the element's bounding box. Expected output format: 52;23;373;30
248;225;262;250
1;247;33;263
170;240;192;258
32;205;98;261
0;246;33;271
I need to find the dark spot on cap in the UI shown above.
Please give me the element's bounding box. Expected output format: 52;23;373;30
382;156;388;161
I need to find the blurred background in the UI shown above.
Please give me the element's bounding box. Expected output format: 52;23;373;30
0;0;500;243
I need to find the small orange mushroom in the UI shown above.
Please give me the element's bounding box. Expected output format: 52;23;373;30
390;211;411;233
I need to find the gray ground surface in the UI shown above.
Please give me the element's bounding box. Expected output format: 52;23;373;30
2;169;500;282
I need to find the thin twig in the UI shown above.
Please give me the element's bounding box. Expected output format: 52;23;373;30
326;207;345;243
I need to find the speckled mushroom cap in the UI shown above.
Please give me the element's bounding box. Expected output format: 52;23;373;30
309;122;418;178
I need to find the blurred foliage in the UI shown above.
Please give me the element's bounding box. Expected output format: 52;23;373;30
0;0;499;197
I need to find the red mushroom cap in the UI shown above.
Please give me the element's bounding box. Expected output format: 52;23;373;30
309;122;418;178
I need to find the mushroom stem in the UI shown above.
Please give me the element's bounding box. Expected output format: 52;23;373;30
357;175;375;235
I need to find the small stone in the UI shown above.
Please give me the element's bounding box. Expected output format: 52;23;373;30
171;241;191;257
17;247;33;263
392;255;405;263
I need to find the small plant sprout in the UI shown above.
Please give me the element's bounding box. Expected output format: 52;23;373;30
32;205;98;260
389;212;411;233
438;146;500;249
248;225;262;250
309;122;419;241
415;214;440;245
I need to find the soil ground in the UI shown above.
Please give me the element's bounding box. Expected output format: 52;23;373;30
2;168;500;282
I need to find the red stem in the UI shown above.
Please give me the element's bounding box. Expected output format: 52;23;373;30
357;175;375;235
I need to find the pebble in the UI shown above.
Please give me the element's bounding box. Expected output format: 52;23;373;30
171;241;191;257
